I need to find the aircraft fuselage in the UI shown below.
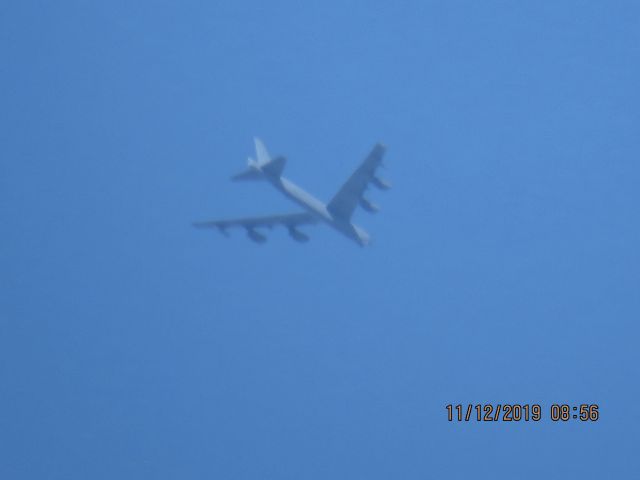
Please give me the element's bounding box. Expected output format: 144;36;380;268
267;175;370;246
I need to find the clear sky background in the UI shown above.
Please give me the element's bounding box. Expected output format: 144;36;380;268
1;1;639;478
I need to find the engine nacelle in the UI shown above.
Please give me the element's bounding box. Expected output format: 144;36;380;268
246;228;267;243
288;227;310;243
359;197;379;213
371;176;391;190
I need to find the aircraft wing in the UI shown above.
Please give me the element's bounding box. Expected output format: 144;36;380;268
327;143;387;220
193;212;317;235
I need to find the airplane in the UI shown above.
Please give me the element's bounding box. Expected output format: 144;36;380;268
193;138;390;246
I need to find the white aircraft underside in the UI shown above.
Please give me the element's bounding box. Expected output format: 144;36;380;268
193;138;390;246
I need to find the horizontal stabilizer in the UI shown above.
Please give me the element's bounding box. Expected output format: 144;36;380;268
231;167;262;181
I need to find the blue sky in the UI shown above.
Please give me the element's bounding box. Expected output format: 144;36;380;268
1;1;639;478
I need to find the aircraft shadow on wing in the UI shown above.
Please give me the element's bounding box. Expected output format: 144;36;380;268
193;139;390;246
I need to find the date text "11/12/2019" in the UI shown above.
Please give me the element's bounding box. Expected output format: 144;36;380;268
446;404;599;422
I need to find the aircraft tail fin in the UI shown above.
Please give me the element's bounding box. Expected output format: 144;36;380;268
231;139;284;181
261;156;286;177
254;137;271;165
